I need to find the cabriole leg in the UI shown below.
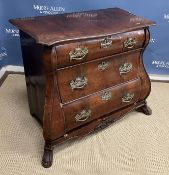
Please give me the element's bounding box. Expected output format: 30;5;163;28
136;102;152;115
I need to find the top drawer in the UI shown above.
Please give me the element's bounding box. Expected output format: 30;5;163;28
55;29;145;68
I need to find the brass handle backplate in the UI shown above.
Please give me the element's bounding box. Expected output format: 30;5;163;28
101;91;112;101
75;109;91;122
119;63;132;75
98;61;110;71
70;76;88;90
122;93;134;103
101;37;112;48
69;47;88;61
124;37;136;49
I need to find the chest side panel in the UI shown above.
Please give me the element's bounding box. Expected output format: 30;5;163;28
19;31;46;124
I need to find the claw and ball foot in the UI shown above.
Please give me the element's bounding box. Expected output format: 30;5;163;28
42;144;53;168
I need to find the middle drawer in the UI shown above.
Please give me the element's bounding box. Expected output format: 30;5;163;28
57;50;140;103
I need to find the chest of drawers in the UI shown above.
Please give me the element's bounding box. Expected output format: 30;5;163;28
10;7;155;168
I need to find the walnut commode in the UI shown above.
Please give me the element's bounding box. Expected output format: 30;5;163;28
10;8;155;168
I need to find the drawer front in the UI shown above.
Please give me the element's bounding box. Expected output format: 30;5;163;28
63;78;141;132
57;50;140;103
55;30;145;68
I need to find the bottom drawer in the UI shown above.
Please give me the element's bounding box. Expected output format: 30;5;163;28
63;78;141;131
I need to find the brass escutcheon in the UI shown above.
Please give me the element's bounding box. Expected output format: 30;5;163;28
124;37;136;49
101;90;112;101
98;61;110;71
101;37;112;48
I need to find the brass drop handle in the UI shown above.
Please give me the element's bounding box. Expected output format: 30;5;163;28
101;37;112;48
75;109;91;122
124;37;136;49
98;61;110;71
119;63;132;75
70;76;88;90
101;90;112;101
122;93;134;103
69;47;88;61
